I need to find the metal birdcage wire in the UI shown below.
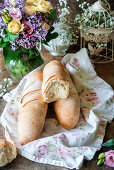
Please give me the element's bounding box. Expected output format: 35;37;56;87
80;0;113;63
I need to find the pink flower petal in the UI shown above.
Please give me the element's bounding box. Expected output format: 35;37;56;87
104;150;114;168
9;8;22;20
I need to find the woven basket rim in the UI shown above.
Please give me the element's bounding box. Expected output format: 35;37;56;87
81;25;113;31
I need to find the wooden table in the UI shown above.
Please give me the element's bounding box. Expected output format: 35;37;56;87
0;47;114;170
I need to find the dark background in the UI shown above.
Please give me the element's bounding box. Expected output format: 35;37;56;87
0;0;114;10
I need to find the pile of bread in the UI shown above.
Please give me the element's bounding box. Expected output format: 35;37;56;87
0;60;80;167
18;60;80;146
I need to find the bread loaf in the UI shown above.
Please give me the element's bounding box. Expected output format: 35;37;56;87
0;137;17;167
54;69;80;129
18;71;48;146
42;60;69;103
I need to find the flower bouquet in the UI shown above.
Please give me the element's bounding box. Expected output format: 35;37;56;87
0;0;58;79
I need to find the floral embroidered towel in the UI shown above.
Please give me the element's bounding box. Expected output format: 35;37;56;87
1;48;114;169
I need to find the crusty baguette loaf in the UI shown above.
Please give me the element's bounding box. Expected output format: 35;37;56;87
54;69;80;129
18;71;48;146
0;137;17;167
42;60;69;103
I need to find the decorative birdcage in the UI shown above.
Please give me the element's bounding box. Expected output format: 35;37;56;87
80;0;113;63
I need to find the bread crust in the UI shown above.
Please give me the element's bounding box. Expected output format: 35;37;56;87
0;137;16;148
42;60;69;103
18;71;48;146
54;69;80;129
0;137;17;167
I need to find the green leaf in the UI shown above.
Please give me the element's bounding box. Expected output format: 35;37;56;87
46;32;58;42
3;28;8;34
40;32;58;45
29;48;35;59
48;9;57;23
0;39;7;48
43;41;48;45
3;44;21;64
3;28;19;42
37;25;58;45
101;139;114;148
48;26;54;34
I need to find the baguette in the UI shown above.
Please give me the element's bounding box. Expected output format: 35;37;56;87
54;69;80;129
18;71;48;146
42;60;69;103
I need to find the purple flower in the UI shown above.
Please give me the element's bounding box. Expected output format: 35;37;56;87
9;8;22;20
15;0;25;12
0;3;7;38
0;3;5;11
22;21;34;37
11;42;19;51
4;0;12;8
10;9;53;49
104;150;114;168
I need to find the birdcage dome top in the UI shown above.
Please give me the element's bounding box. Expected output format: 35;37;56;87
80;0;113;33
91;0;107;12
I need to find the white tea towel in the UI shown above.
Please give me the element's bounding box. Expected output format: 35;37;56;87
1;48;114;169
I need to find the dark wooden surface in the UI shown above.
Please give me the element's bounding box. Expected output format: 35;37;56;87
0;47;114;170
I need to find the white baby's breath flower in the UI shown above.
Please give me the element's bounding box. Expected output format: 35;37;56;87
4;78;7;82
7;78;13;86
0;92;4;97
9;80;13;86
0;77;13;97
8;78;11;81
3;89;7;93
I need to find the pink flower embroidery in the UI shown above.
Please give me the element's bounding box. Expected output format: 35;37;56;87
59;134;66;143
91;92;97;96
81;106;88;112
77;147;88;150
78;147;83;150
69;57;79;69
72;133;79;136
74;58;78;62
53;134;66;143
84;147;88;150
9;108;14;116
9;8;22;20
37;156;41;161
38;145;48;155
53;136;58;140
81;90;98;103
97;146;101;149
65;148;71;156
104;150;114;168
62;61;66;66
57;144;71;156
98;130;105;136
58;147;64;156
